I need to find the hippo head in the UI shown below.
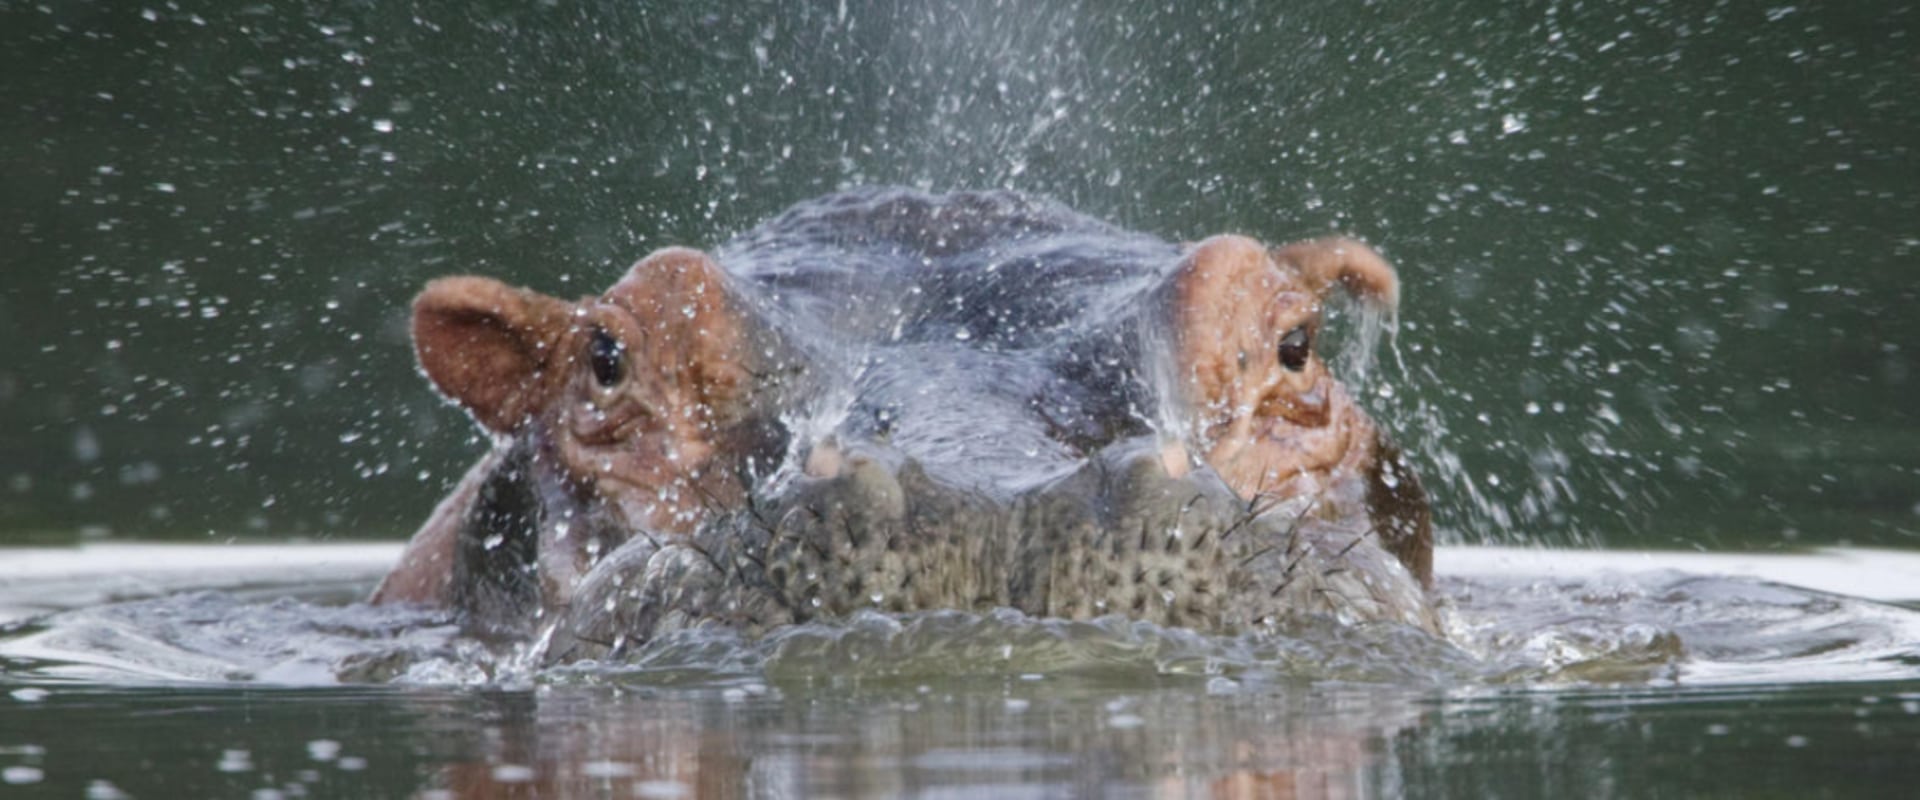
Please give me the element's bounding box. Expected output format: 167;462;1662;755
410;248;783;535
1164;236;1404;521
372;190;1433;656
376;249;793;623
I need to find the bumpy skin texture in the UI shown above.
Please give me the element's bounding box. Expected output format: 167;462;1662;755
372;188;1436;659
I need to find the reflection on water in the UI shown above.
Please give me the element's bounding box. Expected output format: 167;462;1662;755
4;544;1920;796
0;676;1437;798
416;679;1430;798
9;674;1917;798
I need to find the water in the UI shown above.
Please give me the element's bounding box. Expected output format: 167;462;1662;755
5;0;1917;796
9;674;1915;798
5;545;1920;796
4;0;1914;549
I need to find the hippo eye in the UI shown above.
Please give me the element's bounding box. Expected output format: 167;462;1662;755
587;327;625;388
1277;326;1312;372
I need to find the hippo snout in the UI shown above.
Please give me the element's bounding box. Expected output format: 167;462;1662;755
545;435;1434;664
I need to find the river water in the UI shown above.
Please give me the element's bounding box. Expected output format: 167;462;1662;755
4;0;1916;796
4;544;1920;797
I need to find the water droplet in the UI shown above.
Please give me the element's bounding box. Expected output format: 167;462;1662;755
306;740;341;762
491;764;535;783
216;749;253;773
72;427;101;463
84;779;129;799
2;767;43;785
582;761;636;779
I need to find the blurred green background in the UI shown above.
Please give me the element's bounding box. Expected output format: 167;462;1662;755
2;0;1914;548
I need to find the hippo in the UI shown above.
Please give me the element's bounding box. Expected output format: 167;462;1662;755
371;188;1435;662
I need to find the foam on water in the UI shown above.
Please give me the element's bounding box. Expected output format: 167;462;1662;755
0;592;462;685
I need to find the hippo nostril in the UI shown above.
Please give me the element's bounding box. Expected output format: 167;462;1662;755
842;456;908;519
1159;439;1193;479
803;437;844;478
1094;437;1213;505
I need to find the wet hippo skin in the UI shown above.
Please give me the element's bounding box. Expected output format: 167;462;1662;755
370;188;1436;661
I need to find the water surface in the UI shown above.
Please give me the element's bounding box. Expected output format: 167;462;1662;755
5;544;1920;797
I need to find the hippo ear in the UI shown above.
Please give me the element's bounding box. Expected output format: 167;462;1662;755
1162;234;1400;499
1270;236;1398;311
412;276;576;433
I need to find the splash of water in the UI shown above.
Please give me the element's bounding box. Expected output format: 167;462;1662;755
12;565;1919;690
1331;299;1399;387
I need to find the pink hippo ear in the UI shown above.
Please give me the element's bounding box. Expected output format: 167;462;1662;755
1270;236;1399;311
411;276;577;433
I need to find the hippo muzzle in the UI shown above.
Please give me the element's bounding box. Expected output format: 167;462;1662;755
546;434;1433;663
370;189;1436;662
